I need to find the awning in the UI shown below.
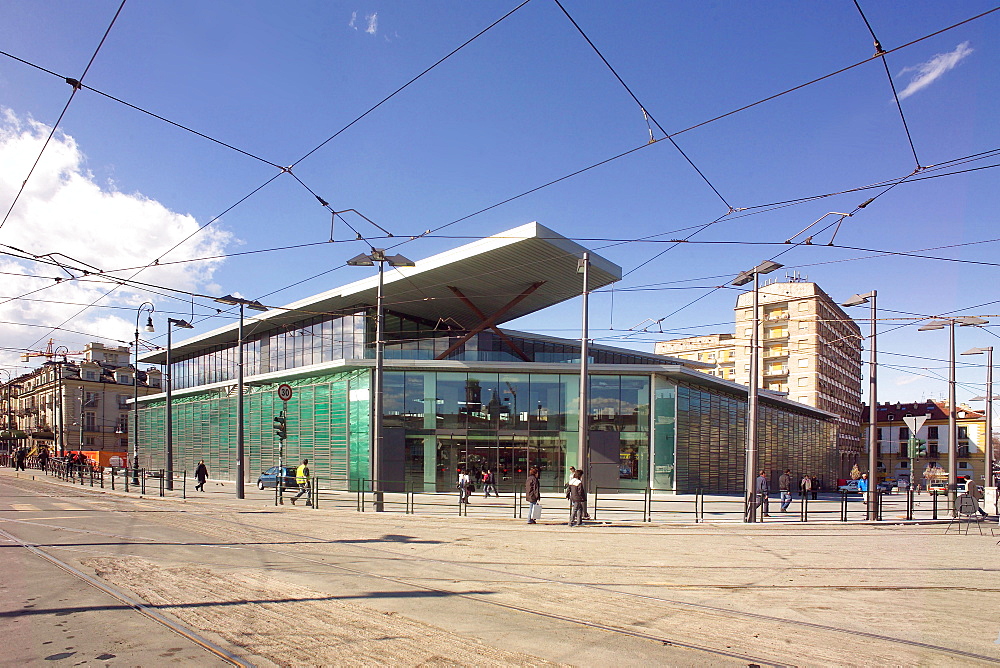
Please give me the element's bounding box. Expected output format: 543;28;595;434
140;222;622;365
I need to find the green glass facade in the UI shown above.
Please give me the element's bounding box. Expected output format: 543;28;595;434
138;364;837;494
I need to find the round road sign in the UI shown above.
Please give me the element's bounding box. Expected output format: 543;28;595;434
277;383;293;401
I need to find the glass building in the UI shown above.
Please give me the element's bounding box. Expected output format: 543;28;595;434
138;223;838;493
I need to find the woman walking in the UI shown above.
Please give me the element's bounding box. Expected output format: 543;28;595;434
526;467;540;524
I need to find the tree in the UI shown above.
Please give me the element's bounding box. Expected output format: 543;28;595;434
849;464;862;480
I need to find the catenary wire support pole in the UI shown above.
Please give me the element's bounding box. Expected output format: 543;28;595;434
842;291;877;519
165;318;193;492
133;302;155;486
733;260;783;522
920;315;989;517
214;295;268;500
578;253;590;488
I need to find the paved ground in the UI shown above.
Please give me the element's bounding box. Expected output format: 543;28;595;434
2;467;999;667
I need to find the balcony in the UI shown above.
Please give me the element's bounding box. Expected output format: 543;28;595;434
763;366;789;377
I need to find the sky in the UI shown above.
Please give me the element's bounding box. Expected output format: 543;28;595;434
0;0;998;408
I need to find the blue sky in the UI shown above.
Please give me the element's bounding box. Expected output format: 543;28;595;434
0;0;998;406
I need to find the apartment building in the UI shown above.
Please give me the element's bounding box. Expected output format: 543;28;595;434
653;334;736;381
4;342;162;458
656;279;863;472
862;400;988;487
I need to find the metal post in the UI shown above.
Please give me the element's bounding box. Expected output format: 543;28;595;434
166;324;174;491
948;320;957;516
133;302;153;485
867;292;878;520
578;253;590;485
746;271;761;522
236;302;245;500
987;347;994;490
372;259;385;512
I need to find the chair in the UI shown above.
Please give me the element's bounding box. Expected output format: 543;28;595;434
945;494;984;535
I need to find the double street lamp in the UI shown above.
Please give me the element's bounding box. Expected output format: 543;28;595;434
918;316;989;512
214;295;268;500
165;317;194;491
841;290;876;519
732;259;783;522
347;249;414;512
133;302;155;484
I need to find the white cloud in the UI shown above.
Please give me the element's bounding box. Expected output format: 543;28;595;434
897;41;973;100
365;12;378;35
348;11;357;30
894;374;923;386
0;109;231;369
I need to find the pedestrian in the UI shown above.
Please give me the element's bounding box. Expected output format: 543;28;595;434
752;469;770;518
800;473;812;500
14;446;26;471
483;469;499;498
291;459;311;506
194;460;208;492
857;472;869;502
810;476;819;500
457;468;471;504
526;466;540;524
567;469;586;526
779;469;792;512
964;476;988;518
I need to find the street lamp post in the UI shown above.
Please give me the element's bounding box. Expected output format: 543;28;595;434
214;295;268;500
842;290;876;519
732;260;783;522
165;318;194;491
578;253;590;490
918;316;988;514
133;302;155;484
963;346;994;492
347;249;414;512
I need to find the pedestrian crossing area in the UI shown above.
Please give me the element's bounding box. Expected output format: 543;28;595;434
4;502;92;512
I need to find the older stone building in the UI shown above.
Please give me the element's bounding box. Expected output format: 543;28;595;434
3;342;162;460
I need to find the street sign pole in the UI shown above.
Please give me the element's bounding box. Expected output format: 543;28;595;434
276;385;293;504
903;415;928;491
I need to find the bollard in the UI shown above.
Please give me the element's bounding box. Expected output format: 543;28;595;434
182;470;186;500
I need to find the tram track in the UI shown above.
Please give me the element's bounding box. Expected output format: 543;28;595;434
0;525;252;667
5;476;1000;666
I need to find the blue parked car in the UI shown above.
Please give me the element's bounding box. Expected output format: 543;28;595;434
256;466;298;490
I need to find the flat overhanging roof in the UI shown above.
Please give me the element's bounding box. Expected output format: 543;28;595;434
141;222;622;364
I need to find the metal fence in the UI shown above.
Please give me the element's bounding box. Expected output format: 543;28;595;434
13;457;981;524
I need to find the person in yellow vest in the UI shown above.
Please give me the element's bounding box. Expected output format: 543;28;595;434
291;459;311;506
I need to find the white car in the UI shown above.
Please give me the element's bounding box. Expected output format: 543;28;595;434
838;480;861;493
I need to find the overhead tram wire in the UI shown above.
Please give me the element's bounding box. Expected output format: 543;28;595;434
853;0;922;171
552;0;732;211
666;6;1000;141
288;0;533;169
0;0;128;232
11;8;998;342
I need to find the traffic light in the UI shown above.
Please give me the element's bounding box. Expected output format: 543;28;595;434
907;437;926;458
273;413;287;440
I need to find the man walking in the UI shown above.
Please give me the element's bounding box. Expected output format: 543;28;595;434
779;469;793;512
753;469;770;518
964;476;988;518
291;459;311;506
194;460;208;492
